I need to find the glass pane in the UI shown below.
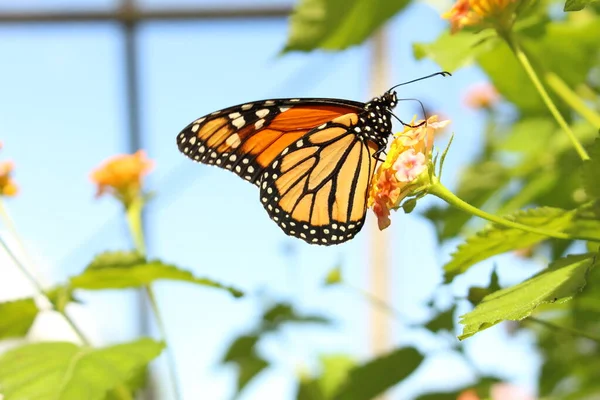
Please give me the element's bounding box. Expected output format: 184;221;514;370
0;24;138;341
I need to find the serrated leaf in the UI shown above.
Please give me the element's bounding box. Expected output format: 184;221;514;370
564;0;599;12
425;305;456;333
444;207;575;282
87;250;145;270
459;253;597;340
582;137;600;200
324;266;342;286
413;31;497;72
71;258;243;298
0;338;164;400
283;0;410;52
0;298;38;339
332;347;424;400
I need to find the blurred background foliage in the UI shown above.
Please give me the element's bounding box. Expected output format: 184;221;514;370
0;0;600;398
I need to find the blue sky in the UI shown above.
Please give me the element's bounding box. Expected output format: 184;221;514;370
0;1;541;399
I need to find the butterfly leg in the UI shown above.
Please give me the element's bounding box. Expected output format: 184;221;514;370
373;147;387;163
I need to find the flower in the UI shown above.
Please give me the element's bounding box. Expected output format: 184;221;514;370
464;83;500;109
0;142;18;197
443;0;517;33
91;150;153;207
0;161;18;197
368;116;450;230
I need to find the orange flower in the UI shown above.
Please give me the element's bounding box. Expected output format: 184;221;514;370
464;83;500;109
368;116;450;230
443;0;517;33
91;150;153;207
0;161;18;197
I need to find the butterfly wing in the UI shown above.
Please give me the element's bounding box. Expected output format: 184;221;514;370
257;113;381;246
176;98;365;185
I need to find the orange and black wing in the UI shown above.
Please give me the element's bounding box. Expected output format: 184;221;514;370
176;98;365;186
258;113;381;246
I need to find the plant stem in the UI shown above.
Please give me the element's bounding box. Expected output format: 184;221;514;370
503;33;590;161
429;179;600;242
528;317;600;343
125;196;182;400
0;235;91;346
545;72;600;129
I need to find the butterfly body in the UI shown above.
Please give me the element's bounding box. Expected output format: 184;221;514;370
177;91;399;245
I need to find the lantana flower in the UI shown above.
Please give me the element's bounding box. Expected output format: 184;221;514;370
91;150;154;207
0;142;18;197
443;0;518;33
464;83;500;110
368;116;450;230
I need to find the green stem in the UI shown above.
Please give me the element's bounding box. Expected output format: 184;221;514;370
545;72;600;129
429;179;600;243
528;317;600;343
125;196;182;400
503;33;590;161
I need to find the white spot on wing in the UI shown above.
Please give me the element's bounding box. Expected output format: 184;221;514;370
225;134;241;149
232;117;245;129
229;112;241;119
255;119;265;129
255;109;270;118
191;124;200;132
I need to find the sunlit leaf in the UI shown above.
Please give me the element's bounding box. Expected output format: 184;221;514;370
297;354;356;400
459;253;597;340
0;338;164;400
0;298;38;339
284;0;410;52
86;250;145;270
444;207;575;282
71;255;243;298
582;137;600;200
413;31;496;72
332;347;424;400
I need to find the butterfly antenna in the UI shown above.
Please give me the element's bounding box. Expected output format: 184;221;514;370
387;97;428;128
387;71;451;92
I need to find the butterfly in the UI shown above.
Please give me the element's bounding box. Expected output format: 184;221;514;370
176;72;450;246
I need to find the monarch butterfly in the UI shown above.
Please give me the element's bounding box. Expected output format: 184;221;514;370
176;72;450;246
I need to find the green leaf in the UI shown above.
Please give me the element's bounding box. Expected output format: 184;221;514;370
401;198;418;214
444;207;575;282
564;0;599;11
261;303;330;331
582;137;600;200
332;347;424;400
324;266;342;286
71;255;243;298
104;367;147;400
0;338;164;400
468;269;501;306
425;305;456;333
283;0;410;52
297;354;356;400
0;298;38;339
86;250;145;270
413;31;497;72
222;335;269;394
459;253;597;340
